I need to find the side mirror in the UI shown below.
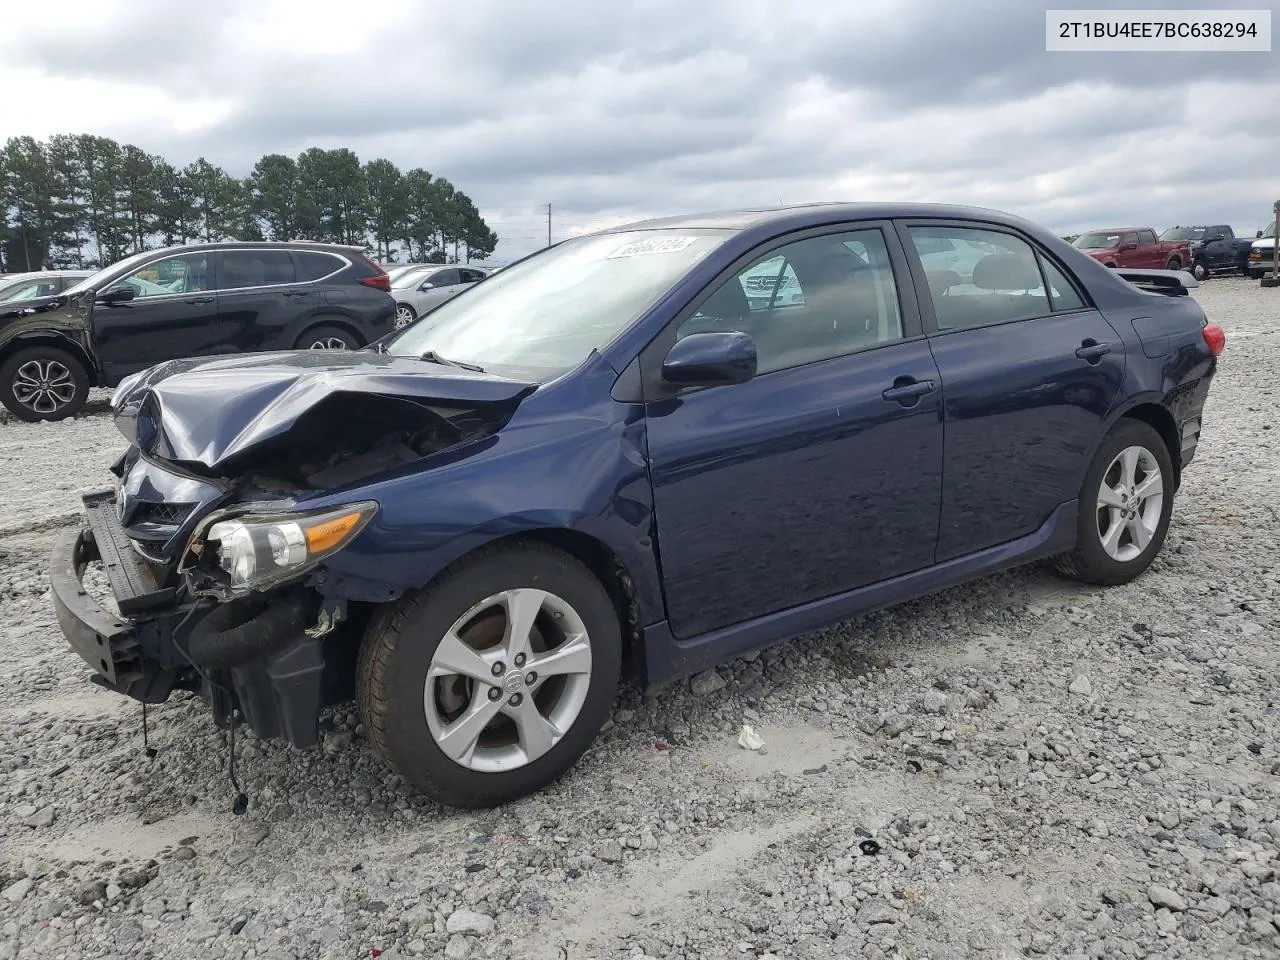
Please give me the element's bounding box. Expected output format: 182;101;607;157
1121;242;1138;251
419;281;435;290
1258;230;1264;238
662;331;757;387
97;287;135;304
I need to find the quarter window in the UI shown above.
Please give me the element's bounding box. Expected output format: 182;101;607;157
1039;257;1086;311
113;253;210;299
221;250;297;289
294;251;344;281
677;229;904;375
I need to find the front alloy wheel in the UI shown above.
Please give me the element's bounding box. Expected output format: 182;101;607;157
357;542;621;808
425;588;592;772
309;337;349;350
14;358;77;415
395;305;416;328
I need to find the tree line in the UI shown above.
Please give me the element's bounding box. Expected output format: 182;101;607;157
0;135;499;273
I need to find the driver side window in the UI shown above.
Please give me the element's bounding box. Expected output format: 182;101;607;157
114;253;210;299
677;229;905;376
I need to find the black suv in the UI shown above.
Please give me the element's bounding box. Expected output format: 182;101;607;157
0;241;395;421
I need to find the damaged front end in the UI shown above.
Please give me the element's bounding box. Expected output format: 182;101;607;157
50;350;535;747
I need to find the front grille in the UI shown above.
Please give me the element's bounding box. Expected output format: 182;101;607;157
134;502;194;526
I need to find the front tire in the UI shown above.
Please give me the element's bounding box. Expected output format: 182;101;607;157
357;543;622;808
1166;256;1182;271
394;304;416;329
0;347;90;422
1192;260;1208;281
1052;420;1174;586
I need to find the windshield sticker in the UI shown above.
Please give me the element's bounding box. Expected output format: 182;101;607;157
607;236;700;258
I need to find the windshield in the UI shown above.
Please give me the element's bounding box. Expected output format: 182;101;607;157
1073;232;1122;249
1263;221;1277;240
62;248;161;298
1160;227;1206;242
386;229;730;379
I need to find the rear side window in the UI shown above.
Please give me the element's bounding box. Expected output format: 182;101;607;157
221;250;296;289
294;251;345;281
908;226;1052;331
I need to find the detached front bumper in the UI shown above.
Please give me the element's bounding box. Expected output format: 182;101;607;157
50;492;185;702
49;492;350;747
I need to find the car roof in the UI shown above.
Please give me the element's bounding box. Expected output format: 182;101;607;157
133;240;369;258
1081;227;1145;233
598;202;1064;236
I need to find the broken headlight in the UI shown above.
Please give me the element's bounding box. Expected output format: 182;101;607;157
204;502;378;593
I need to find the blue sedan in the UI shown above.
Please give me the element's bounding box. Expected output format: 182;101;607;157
51;203;1224;808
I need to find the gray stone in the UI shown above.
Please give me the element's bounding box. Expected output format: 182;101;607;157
1148;884;1188;912
858;897;898;925
689;670;726;696
595;840;624;863
445;909;494;936
1;878;33;903
75;880;107;905
1068;674;1092;697
443;935;472;960
922;690;949;714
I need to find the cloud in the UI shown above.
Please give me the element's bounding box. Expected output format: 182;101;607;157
1;0;1275;259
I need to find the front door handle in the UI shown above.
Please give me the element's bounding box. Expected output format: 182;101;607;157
882;377;937;406
282;290;309;298
1075;340;1113;363
185;296;214;305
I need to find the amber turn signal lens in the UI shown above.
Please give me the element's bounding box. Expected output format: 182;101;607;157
305;512;364;553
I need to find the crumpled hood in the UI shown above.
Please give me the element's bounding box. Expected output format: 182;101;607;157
113;350;536;470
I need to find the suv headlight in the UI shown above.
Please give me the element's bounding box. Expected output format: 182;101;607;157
204;502;377;593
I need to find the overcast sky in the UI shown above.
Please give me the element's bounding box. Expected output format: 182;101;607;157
1;0;1275;261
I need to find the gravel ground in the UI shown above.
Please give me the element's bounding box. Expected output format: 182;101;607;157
1;280;1277;960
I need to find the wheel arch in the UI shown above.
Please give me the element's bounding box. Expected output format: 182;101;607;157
461;528;644;675
1113;401;1181;488
0;332;99;386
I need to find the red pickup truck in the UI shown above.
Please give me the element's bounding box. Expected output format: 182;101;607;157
1071;227;1192;271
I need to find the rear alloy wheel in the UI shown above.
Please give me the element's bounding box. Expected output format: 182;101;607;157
394;304;416;329
296;324;359;351
1192;261;1208;281
1052;419;1174;585
358;543;621;807
0;347;90;422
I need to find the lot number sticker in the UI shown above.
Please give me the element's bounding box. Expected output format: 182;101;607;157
608;236;700;258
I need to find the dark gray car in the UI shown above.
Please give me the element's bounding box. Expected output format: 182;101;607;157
390;265;490;327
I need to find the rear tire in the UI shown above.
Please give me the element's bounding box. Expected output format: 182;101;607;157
295;323;360;350
357;542;622;808
0;346;90;422
1052;419;1174;586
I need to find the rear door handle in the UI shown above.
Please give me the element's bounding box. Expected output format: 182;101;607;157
882;378;937;406
185;296;214;305
1075;340;1113;362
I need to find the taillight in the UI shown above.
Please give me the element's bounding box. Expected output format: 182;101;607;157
359;257;391;291
1202;323;1226;356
